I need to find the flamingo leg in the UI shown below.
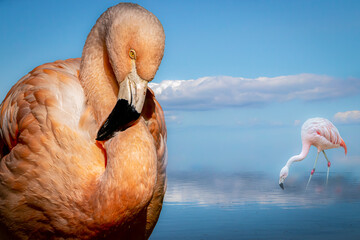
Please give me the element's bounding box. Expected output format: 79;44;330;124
322;150;331;185
306;151;320;190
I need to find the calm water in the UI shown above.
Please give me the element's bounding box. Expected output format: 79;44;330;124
150;171;360;240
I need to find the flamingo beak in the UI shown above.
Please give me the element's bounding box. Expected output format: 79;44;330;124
279;177;285;190
96;62;148;141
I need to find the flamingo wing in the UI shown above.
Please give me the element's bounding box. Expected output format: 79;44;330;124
314;118;342;145
141;88;167;237
0;58;84;170
304;118;346;154
0;59;104;237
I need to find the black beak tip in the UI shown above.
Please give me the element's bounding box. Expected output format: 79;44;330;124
95;99;140;141
96;123;114;141
279;183;284;190
95;133;108;141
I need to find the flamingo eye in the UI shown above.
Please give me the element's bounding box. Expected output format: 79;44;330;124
129;49;136;60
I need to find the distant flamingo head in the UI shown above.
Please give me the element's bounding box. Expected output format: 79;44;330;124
279;166;289;190
95;3;165;141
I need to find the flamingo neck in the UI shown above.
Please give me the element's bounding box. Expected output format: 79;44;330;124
79;18;118;126
79;16;157;226
286;142;311;168
90;119;157;224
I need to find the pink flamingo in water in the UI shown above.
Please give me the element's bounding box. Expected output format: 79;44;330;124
279;118;347;190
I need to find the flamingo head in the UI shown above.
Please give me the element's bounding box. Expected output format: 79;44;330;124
279;166;289;190
96;3;165;141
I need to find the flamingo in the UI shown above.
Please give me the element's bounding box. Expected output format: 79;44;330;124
0;3;167;239
279;118;347;190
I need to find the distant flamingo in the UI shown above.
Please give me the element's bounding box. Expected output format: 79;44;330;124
0;3;167;239
279;118;347;190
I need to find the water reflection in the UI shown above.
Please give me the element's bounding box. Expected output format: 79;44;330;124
151;172;360;240
165;171;360;208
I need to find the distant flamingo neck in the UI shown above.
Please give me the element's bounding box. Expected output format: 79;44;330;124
286;143;311;168
79;19;118;126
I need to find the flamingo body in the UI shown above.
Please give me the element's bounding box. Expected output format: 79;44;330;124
301;118;347;154
0;3;167;239
279;118;347;189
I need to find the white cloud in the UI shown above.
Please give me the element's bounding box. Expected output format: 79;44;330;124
333;110;360;124
149;74;360;110
164;112;182;124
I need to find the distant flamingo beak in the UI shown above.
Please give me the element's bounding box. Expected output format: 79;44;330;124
340;139;347;155
279;183;284;190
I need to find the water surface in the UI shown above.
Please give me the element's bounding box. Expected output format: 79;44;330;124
150;171;360;239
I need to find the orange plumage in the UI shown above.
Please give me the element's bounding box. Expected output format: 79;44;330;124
0;3;167;239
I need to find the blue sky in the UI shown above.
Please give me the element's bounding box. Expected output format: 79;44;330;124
0;0;359;176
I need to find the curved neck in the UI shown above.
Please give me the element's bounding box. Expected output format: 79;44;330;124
80;20;157;226
89;119;157;225
79;19;118;125
286;142;311;168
